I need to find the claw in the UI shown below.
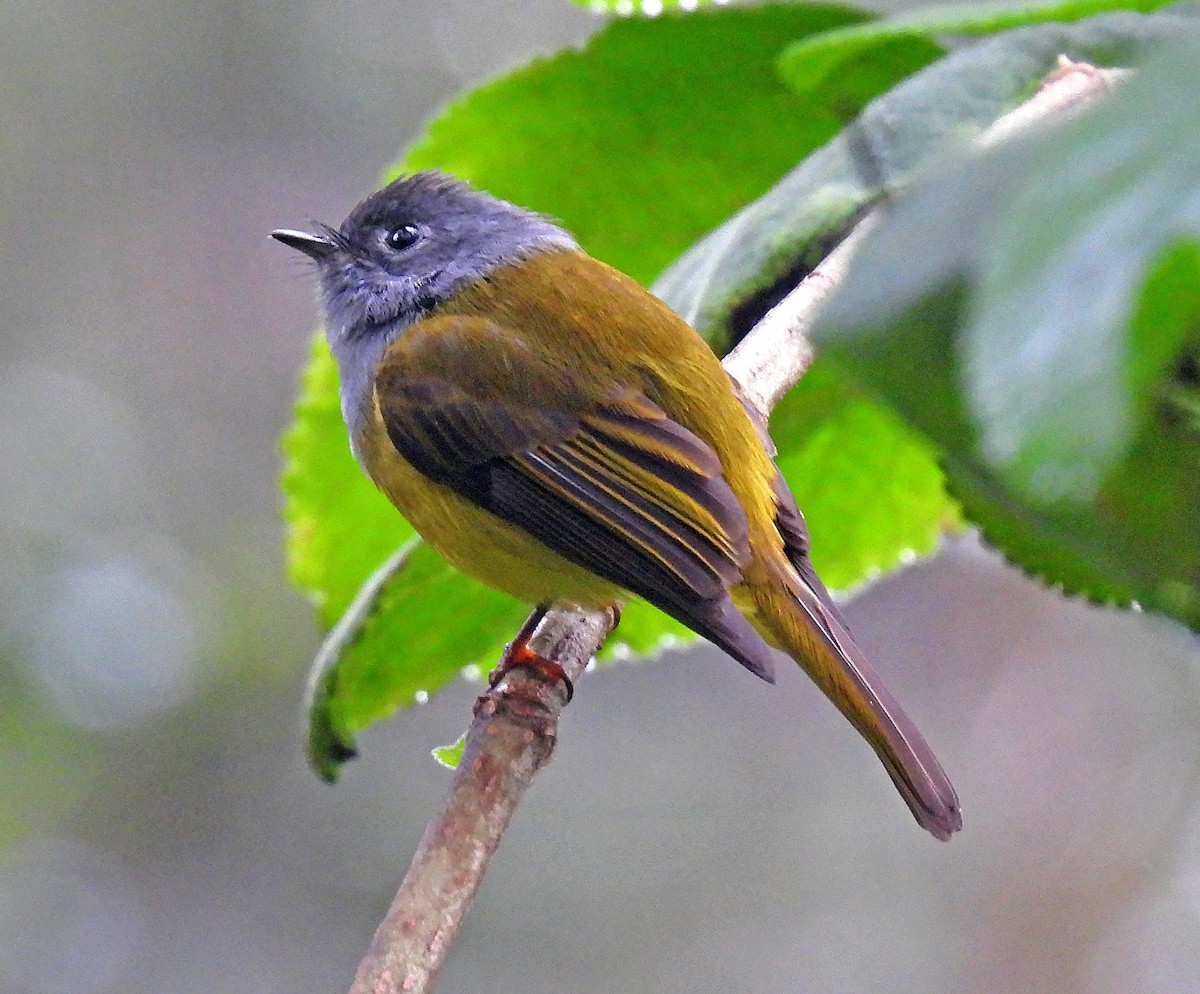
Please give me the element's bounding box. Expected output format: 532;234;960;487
487;605;574;703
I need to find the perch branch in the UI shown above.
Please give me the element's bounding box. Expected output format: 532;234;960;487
345;58;1127;994
346;607;611;994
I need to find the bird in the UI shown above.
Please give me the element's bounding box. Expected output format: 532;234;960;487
272;171;961;840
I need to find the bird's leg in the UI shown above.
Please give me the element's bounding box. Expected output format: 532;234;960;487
488;605;574;703
485;601;622;706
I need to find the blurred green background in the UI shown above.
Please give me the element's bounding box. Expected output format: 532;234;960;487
2;1;1199;992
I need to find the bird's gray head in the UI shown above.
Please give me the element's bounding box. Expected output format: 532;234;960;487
273;171;576;451
274;171;576;339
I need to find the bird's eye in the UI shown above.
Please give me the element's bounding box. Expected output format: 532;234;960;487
385;224;422;251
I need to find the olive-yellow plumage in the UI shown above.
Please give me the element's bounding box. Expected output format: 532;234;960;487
362;251;773;607
273;171;961;840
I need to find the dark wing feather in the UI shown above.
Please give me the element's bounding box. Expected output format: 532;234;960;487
770;469;850;635
374;319;771;677
379;378;576;488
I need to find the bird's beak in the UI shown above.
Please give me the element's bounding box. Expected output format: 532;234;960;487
271;228;338;260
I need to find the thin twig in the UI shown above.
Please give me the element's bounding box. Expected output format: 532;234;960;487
344;58;1127;994
977;57;1132;150
347;607;610;994
723;215;879;415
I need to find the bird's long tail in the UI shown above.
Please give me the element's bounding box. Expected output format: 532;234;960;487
749;565;962;841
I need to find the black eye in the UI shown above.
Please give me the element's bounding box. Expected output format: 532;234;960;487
385;224;422;251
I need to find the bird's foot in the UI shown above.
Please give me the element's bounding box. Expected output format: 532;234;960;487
606;601;622;631
485;605;574;703
489;638;574;704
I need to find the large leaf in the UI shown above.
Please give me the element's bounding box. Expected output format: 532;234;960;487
812;31;1200;628
777;0;1178;95
768;365;956;594
648;12;1194;662
397;3;873;286
307;541;529;780
648;8;1194;616
655;8;1193;349
282;338;413;629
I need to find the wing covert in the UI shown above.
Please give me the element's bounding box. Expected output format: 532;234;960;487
374;315;752;624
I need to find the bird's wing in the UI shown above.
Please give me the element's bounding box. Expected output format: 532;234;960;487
373;314;772;677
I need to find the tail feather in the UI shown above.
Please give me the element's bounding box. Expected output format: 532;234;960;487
712;408;959;837
755;569;962;841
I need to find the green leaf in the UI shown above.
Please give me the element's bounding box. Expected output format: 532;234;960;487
598;599;692;662
567;0;721;14
650;10;1192;625
304;541;419;780
396;3;874;286
813;32;1200;628
655;8;1190;349
432;733;467;770
769;365;960;593
303;540;694;774
779;0;1179;95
